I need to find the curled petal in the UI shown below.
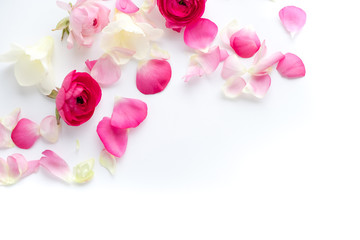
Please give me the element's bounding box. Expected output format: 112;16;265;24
73;158;95;184
97;117;128;158
11;119;40;149
279;6;307;35
248;74;272;98
100;149;117;175
111;97;148;129
6;154;28;183
222;77;247;99
230;27;261;58
251;52;284;76
136;59;172;94
116;0;139;14
40;116;60;144
221;54;247;79
0;123;14;149
40;150;72;183
276;53;306;78
184;18;218;50
90;55;122;87
85;59;97;71
0;108;21;130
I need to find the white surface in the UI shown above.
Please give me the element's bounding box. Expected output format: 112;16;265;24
1;0;360;239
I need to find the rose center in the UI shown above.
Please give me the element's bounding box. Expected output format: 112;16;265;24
77;96;85;104
178;0;186;6
93;19;98;27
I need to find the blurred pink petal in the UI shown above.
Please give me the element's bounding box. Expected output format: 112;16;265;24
90;55;121;87
11;118;40;149
85;59;97;71
97;117;128;158
116;0;139;13
221;54;246;79
22;160;40;178
197;46;221;74
40;150;72;183
220;48;229;62
230;28;261;58
56;0;72;11
276;53;306;78
252;52;284;76
248;74;271;98
111;97;148;129
254;40;267;65
184;65;205;82
279;6;306;34
40;116;60;144
184;18;218;50
136;59;172;95
222;77;247;98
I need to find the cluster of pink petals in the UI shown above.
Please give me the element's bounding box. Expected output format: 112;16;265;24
97;97;147;174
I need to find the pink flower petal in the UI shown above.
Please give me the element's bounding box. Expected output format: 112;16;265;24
90;55;121;87
230;28;261;58
22;160;40;179
11;118;40;149
7;153;27;181
254;40;267;65
252;52;284;76
184;18;218;50
248;74;272;98
222;77;247;99
40;116;60;143
220;48;229;62
0;108;21;130
56;0;72;11
40;150;72;183
136;59;172;95
0;123;14;149
0;158;7;183
99;149;117;175
276;53;306;78
116;0;139;13
221;54;246;80
196;46;221;74
97;117;128;158
279;6;306;34
85;59;97;71
183;65;205;82
111;97;148;129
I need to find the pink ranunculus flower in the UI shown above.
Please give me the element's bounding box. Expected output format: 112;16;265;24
56;70;102;126
157;0;207;32
56;0;110;49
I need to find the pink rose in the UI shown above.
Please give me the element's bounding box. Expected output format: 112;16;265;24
57;0;110;48
157;0;206;32
56;70;102;126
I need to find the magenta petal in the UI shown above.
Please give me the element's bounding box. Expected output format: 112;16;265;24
248;74;272;98
136;59;172;95
40;150;72;182
279;6;306;34
11;118;40;149
230;28;261;58
276;53;306;78
184;18;218;50
91;55;121;87
97;117;128;158
85;59;97;71
111;97;148;129
116;0;139;13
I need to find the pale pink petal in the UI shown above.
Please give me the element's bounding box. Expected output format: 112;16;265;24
0;123;14;149
116;0;139;13
254;40;267;65
11;118;40;149
136;59;172;95
184;18;218;50
252;52;284;76
0;108;21;130
90;55;121;87
276;53;306;78
248;74;272;98
97;117;128;158
99;149;117;175
220;48;229;62
279;6;307;34
183;65;205;82
230;27;261;58
196;46;221;74
40;116;60;143
22;160;40;179
222;77;246;99
221;54;246;79
56;1;72;11
0;158;7;183
111;97;148;129
85;59;97;71
6;154;27;181
40;150;72;183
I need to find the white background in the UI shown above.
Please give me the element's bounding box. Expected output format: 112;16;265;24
1;0;360;239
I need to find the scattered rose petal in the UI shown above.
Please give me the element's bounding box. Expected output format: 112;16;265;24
97;117;128;158
251;52;284;76
0;108;21;130
248;74;272;98
150;44;170;60
184;65;205;82
136;59;172;94
222;77;247;99
184;18;218;50
254;40;267;65
11;118;40;149
40;150;72;183
220;48;229;62
276;53;306;78
90;55;122;87
221;54;247;79
22;160;40;179
116;0;139;14
40;115;60;144
230;27;261;58
111;97;148;129
279;6;306;35
73;158;95;184
220;20;241;46
85;59;97;71
0;123;14;149
100;149;117;175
